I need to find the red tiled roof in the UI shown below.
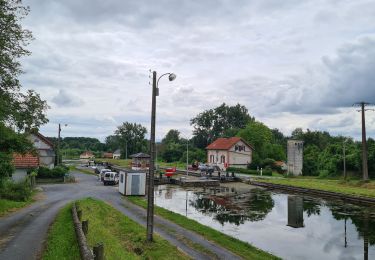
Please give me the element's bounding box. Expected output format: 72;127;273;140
102;152;113;158
81;151;94;156
13;153;39;169
275;161;286;166
206;137;254;150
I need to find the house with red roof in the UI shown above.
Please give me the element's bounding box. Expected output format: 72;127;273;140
12;153;39;181
206;137;253;169
12;132;56;181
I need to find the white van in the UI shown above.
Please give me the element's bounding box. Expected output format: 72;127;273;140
99;168;111;181
103;172;119;185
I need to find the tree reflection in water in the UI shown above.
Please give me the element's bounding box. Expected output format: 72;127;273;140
190;188;274;225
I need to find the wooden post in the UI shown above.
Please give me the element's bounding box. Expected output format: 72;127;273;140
93;243;104;260
82;220;89;236
77;209;82;222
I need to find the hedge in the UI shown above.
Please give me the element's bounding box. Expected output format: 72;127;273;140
37;165;69;178
226;167;272;176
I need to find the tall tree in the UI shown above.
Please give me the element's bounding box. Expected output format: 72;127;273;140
162;129;180;145
114;122;147;158
0;0;48;182
190;103;254;148
0;0;48;130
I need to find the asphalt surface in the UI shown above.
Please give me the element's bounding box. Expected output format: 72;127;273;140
0;172;241;260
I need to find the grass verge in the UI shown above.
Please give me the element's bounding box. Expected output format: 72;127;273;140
0;199;32;217
71;166;96;175
0;191;38;217
43;203;80;260
95;158;131;168
77;198;190;259
126;196;279;260
253;177;375;198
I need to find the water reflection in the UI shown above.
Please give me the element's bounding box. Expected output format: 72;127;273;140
287;196;304;228
154;185;375;259
190;188;274;225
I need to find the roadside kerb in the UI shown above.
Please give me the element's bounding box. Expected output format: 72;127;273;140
250;180;375;205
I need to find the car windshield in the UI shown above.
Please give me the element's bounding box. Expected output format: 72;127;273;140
105;173;110;177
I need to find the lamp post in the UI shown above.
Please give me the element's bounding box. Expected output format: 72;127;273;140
147;71;176;242
57;123;68;165
186;139;189;176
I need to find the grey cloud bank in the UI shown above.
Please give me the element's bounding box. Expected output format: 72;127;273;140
19;0;375;141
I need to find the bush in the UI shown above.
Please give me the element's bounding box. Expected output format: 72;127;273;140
226;167;272;176
37;166;69;178
0;179;32;201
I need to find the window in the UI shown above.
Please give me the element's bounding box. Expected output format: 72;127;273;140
120;174;124;183
210;155;215;163
220;155;225;163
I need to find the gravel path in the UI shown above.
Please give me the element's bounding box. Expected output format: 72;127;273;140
0;172;241;260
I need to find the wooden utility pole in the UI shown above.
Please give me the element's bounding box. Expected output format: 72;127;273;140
354;102;374;181
146;71;157;242
343;140;347;180
57;123;61;165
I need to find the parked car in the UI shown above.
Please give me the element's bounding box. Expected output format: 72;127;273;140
103;172;119;185
198;163;213;172
100;168;111;181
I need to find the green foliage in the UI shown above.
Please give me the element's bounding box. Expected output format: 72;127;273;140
162;129;180;144
114;122;148;158
36;166;68;178
226;167;272;176
180;148;206;163
191;103;254;148
0;178;32;201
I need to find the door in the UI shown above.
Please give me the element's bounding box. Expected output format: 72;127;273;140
131;175;140;195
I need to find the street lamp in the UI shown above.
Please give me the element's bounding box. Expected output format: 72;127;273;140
57;123;68;165
147;71;176;242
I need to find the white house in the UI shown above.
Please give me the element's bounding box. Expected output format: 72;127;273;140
113;149;121;159
27;132;55;169
206;137;253;169
12;132;55;181
80;151;95;160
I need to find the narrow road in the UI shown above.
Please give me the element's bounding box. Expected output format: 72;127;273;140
0;172;240;260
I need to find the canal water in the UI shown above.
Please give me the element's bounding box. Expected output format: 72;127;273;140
154;184;375;260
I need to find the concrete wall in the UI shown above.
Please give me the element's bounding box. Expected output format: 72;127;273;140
287;140;304;176
12;169;27;182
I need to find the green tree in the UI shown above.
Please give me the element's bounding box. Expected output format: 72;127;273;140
162;129;180;145
190;103;254;148
237;121;272;159
114;122;147;158
0;0;48;182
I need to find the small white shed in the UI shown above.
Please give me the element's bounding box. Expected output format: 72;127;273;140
118;171;146;196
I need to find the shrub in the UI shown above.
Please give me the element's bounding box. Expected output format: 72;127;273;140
226;167;272;176
0;179;32;201
37;166;69;178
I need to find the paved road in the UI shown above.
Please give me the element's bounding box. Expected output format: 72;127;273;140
0;172;240;260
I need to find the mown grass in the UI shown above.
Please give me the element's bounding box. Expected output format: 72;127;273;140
71;166;96;175
42;203;80;260
77;198;190;260
0;190;38;217
253;177;375;198
0;199;31;217
95;158;132;168
126;197;279;260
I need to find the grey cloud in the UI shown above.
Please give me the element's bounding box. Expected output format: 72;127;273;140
52;89;84;107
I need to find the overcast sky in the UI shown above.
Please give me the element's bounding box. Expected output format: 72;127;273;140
20;0;375;141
